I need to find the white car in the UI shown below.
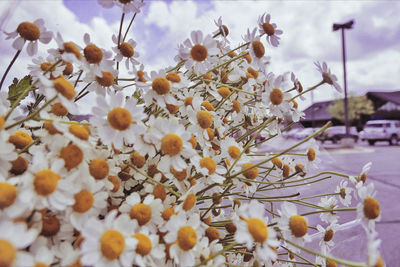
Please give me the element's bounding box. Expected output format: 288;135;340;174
360;120;400;145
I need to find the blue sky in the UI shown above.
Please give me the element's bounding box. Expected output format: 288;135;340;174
1;0;400;112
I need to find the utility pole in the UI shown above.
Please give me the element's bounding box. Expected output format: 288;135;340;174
333;20;354;136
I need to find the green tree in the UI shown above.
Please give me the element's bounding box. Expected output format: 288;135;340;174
328;95;374;123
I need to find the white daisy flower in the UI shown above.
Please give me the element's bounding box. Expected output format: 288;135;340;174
0;220;37;267
112;35;139;70
5;19;52;56
53;242;81;266
19;150;78;211
277;202;312;251
261;74;291;118
242;28;267;68
164;211;205;266
84;67;121;96
28;56;65;80
81;33;114;77
192;153;227;184
150;117;196;172
356;183;381;232
213;16;230;45
119;192;163;233
127;227;166;267
318;196;339;224
290;72;305;100
141;69;177;108
0;132;18;177
0;174;28;219
67;177;108;231
316;222;339;251
179;30;219;75
80;209;137;267
350;162;372;190
367;231;384;267
234;200;279;264
90;91;146;149
48;32;83;63
315;61;342;93
335;180;353;207
258;13;283;47
98;0;145;13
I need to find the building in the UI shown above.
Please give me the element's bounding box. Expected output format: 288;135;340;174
300;91;400;128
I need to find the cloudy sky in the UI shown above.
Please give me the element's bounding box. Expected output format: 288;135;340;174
1;0;399;112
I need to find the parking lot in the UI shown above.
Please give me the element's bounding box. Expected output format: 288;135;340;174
258;137;400;265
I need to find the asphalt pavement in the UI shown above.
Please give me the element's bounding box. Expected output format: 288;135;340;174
257;138;400;266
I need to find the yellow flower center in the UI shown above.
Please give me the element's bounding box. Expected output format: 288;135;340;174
182;193;196;211
153;184;166;202
307;148;316;161
283;163;290;178
190;44;208;62
242;163;258;180
324;229;334;242
252;41;265;58
225;223;237;234
40;62;55;72
262;22;275;36
51;102;69;116
203;73;212;84
119;42;134;58
322;72;334;85
100;230;125;260
73;190;94;213
84;44;103;64
53;76;76;100
108;176;120;193
34;262;49;267
0;116;4;130
363;197;380;220
247;217;268;243
10;156;28;175
130;152;146;168
137;70;147;82
232;100;241;113
162;207;176;221
184;97;193;107
289;215;308;237
8;130;33;149
63;42;82;59
228;145;241;159
41;214;60;237
43;121;63;135
107;107;132;131
206;128;214;140
33;169;60;196
96;72;114;87
244;53;252;64
166;72;181;83
295;164;306;176
0;182;17;209
196;110;213;129
269;88;283;105
89;159;109;180
60;144;83;170
201;101;214;111
205;227;220;242
218;86;231;99
62;61;74;76
170;167;187;181
69;124;89;140
271;158;282;169
130;203;152;226
166;104;179;114
374;257;384;267
200;157;216;175
189;136;197;149
326;259;337;267
177;226;197;251
17;22;40;41
161;134;183;156
247;67;259;79
152;77;170;95
0;239;16;267
133;233;152;256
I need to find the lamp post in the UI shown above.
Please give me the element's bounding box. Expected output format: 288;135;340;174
333;19;354;137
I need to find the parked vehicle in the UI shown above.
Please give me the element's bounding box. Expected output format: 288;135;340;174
282;128;302;139
317;126;358;143
294;128;316;140
360;120;400;145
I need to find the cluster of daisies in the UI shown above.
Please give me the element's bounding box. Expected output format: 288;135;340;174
0;1;383;266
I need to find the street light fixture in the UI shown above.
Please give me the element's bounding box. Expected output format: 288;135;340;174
333;19;354;137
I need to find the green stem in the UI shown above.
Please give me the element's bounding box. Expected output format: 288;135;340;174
0;49;21;91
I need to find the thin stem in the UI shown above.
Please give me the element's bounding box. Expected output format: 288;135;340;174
194;242;238;267
0;49;21;91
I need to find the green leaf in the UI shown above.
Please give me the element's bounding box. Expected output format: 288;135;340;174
7;75;32;107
